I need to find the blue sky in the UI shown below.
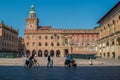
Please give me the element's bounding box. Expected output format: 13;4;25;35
0;0;119;37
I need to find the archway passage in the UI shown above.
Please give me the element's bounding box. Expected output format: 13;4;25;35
56;50;60;57
44;50;48;57
64;49;68;57
107;52;110;57
32;50;36;55
38;50;42;57
116;37;120;59
26;50;30;58
117;37;120;45
50;50;54;57
112;52;115;58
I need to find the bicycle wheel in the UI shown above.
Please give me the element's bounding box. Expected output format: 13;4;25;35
24;63;30;69
24;61;32;69
33;62;40;69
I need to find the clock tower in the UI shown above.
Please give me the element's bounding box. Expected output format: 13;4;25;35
26;5;39;30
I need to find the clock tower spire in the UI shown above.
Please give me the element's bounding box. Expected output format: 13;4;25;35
29;5;36;18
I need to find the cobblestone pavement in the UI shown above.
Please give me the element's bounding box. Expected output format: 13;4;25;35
0;57;120;66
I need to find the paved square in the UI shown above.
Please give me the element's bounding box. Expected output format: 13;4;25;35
0;66;120;80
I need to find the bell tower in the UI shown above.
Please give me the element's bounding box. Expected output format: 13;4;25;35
26;5;39;30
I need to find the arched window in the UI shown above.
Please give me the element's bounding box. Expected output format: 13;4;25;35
45;36;48;39
38;50;42;57
44;50;48;57
45;42;48;46
27;42;29;46
56;50;60;57
51;36;53;39
113;20;116;32
119;16;120;20
32;42;35;46
39;36;41;39
82;40;84;46
57;36;59;39
77;42;80;46
86;39;90;45
50;50;54;57
39;42;41;46
51;42;54;46
32;50;36;55
65;39;68;45
26;50;30;58
57;42;59;46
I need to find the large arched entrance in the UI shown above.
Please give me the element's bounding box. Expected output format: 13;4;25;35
38;50;42;57
26;50;30;58
56;50;60;57
64;49;68;57
116;37;120;59
44;50;48;57
50;50;54;57
32;50;36;55
117;37;120;45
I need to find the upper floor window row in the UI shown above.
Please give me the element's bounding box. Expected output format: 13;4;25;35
26;35;60;40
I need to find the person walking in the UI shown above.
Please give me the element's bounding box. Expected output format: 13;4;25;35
47;55;51;67
50;56;53;67
89;58;93;65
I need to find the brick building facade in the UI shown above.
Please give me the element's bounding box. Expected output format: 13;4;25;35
24;5;99;57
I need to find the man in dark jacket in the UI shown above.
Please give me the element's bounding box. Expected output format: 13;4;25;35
47;55;51;67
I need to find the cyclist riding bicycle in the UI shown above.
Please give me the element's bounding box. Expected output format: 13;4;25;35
25;53;40;69
26;53;36;67
66;55;72;63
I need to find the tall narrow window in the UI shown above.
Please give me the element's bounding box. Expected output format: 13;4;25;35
57;42;60;46
57;36;59;39
51;36;53;39
45;36;48;39
39;36;41;39
45;42;48;46
27;42;29;46
39;42;41;46
51;42;54;46
82;40;84;46
32;42;35;46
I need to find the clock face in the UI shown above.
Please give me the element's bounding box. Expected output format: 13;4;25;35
30;25;33;29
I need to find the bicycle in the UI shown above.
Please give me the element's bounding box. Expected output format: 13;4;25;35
64;59;77;68
24;59;40;69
